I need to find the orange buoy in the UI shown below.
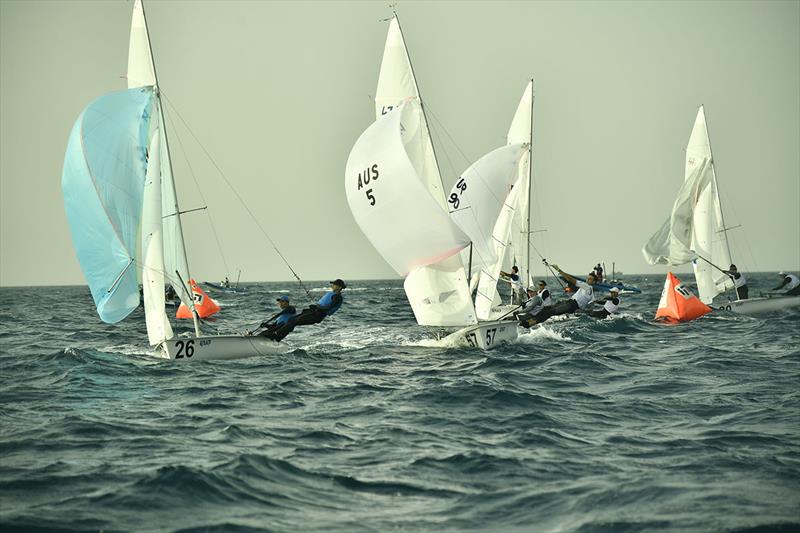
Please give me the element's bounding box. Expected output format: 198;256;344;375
176;279;221;319
655;272;711;323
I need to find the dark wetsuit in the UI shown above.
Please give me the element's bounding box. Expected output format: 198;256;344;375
266;291;343;341
259;305;296;336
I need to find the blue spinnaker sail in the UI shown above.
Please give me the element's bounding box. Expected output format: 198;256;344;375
62;87;154;323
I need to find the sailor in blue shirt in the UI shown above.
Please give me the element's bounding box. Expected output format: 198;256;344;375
265;279;346;341
258;295;296;336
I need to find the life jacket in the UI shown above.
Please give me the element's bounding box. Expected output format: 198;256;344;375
603;296;620;314
527;288;552;316
176;279;221;319
655;272;711;322
275;306;296;326
571;282;594;309
509;274;523;291
731;271;747;288
786;274;800;291
317;291;343;316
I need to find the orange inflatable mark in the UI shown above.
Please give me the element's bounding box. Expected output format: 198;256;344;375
655;272;712;323
176;279;221;319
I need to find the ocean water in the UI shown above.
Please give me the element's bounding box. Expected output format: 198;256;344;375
1;273;798;532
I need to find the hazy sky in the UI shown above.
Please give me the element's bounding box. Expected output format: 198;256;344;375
1;0;798;287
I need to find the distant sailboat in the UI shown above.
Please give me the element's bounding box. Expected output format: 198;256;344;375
345;16;531;348
61;0;287;360
643;106;800;315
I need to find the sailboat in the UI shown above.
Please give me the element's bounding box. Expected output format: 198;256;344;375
642;106;800;315
61;0;288;360
345;16;533;349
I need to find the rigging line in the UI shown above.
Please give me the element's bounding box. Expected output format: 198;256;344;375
158;89;314;302
424;103;477;170
163;108;231;277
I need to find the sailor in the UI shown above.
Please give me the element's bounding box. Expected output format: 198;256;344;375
722;264;748;300
258;295;297;335
500;266;525;304
520;265;596;327
773;272;800;296
515;280;552;322
222;276;230;288
587;286;621;319
265;279;346;341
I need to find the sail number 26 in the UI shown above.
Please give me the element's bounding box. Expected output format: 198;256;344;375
357;164;380;206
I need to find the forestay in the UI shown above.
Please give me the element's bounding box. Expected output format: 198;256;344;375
62;88;154;324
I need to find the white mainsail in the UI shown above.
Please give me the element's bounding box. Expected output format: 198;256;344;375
474;180;522;320
375;17;444;206
141;128;174;344
127;0;196;330
685;106;733;303
508;81;534;288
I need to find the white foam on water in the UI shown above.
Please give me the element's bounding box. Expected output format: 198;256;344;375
517;325;570;344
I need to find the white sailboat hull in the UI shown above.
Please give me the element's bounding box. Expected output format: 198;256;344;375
446;320;518;350
157;334;289;361
715;296;800;316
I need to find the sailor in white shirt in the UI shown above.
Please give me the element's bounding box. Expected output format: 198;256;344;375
773;272;800;296
722;264;748;300
587;286;621;319
519;266;597;327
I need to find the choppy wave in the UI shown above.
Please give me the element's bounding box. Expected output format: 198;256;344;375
1;275;798;531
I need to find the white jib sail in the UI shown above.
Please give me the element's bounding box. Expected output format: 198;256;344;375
405;256;477;327
375;17;445;208
508;81;533;287
686;106;732;303
345;103;470;277
127;0;193;309
447;143;528;270
142;128;174;345
474;179;522;320
642;157;713;265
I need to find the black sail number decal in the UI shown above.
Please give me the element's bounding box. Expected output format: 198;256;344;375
448;177;467;210
357;164;380;206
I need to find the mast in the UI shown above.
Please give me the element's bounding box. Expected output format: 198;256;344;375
138;1;201;336
526;78;534;286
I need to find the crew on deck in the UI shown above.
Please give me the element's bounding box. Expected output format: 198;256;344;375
723;264;748;300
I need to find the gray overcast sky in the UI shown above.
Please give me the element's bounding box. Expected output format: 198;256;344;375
1;0;798;287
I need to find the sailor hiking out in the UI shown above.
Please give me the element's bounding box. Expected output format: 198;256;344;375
587;286;621;319
773;272;800;296
514;280;552;324
265;279;346;341
519;264;596;327
257;295;296;336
